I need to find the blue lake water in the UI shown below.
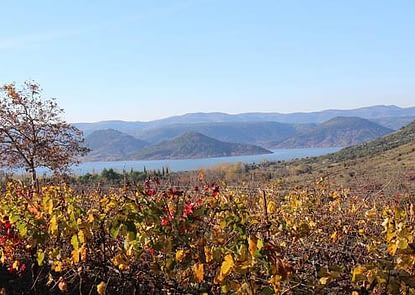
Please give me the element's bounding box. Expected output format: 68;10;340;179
70;147;341;175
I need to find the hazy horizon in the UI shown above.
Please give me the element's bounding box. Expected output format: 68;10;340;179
1;1;414;122
73;104;415;124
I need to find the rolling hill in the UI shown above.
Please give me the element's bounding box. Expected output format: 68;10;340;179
135;121;303;146
127;132;272;160
85;129;148;161
272;117;393;148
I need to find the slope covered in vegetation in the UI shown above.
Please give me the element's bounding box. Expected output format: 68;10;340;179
128;131;272;160
327;119;415;162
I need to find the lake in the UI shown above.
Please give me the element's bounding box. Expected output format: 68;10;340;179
70;147;341;175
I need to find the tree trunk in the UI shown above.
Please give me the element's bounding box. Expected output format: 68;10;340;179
30;167;38;189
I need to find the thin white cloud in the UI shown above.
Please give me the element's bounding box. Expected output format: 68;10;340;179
0;0;208;50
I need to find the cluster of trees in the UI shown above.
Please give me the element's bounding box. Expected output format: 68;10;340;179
76;167;170;186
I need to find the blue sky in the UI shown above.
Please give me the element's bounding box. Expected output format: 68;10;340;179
1;1;414;122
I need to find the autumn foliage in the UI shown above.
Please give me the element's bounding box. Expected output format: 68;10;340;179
0;81;88;184
0;175;413;294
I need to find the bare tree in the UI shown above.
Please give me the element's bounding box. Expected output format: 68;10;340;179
0;81;89;184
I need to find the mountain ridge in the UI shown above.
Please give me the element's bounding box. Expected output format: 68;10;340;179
74;105;415;135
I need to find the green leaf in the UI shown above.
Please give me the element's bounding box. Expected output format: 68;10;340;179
37;250;45;266
10;214;19;223
71;234;79;250
257;239;264;251
110;219;121;238
16;221;27;237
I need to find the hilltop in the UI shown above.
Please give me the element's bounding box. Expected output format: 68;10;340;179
273;117;392;148
84;129;148;161
128;132;272;160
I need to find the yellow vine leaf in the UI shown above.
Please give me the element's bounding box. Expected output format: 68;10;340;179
53;260;63;272
214;254;235;284
330;231;338;242
126;244;134;257
239;244;248;261
221;254;234;276
72;249;80;264
193;263;204;283
46;273;54;286
351;204;357;213
204;246;213;263
80;245;88;261
12;260;19;271
219;220;227;229
351;265;366;283
49;215;58;235
112;254;129;270
364;207;377;220
176;249;185;262
387;242;398;256
118;263;129;271
97;281;106;295
398;237;409;250
268;274;282;292
319;276;329;285
267;200;277;213
385;230;395;242
78;230;86;244
0;250;5;264
43;197;53;214
248;236;257;256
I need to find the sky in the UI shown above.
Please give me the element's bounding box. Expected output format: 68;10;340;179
1;1;414;123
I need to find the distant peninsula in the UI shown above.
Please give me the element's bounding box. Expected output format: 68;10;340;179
84;131;272;161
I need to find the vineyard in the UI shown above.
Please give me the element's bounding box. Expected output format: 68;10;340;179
0;174;414;294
